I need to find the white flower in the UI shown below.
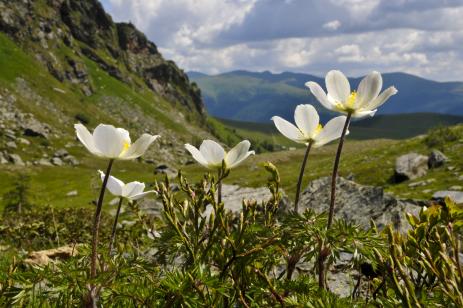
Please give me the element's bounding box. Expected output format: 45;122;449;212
305;70;397;118
271;104;348;147
185;140;255;170
98;171;156;201
75;123;159;160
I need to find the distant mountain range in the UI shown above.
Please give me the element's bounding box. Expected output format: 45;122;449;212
189;70;463;123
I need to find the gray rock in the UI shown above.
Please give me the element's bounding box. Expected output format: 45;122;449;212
428;149;448;168
6;141;17;149
0;152;8;164
66;190;78;197
51;157;63;166
299;176;425;233
395;153;428;182
154;164;177;178
17;138;30;145
450;186;462;191
62;155;79;166
8;153;24;166
432;191;463;203
36;158;53;166
23;120;49;139
54;149;69;157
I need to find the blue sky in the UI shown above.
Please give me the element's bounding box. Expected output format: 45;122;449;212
101;0;463;81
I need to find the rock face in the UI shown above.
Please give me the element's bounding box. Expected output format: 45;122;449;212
428;149;448;169
0;0;205;118
394;153;429;182
299;177;426;233
432;191;463;204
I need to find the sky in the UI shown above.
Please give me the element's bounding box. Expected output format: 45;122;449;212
100;0;463;81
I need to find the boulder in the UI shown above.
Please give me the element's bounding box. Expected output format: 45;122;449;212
428;149;448;169
394;153;428;182
23;120;49;139
154;164;177;178
6;141;16;149
66;190;78;197
51;157;63;166
54;148;69;157
8;153;24;166
36;158;53;166
299;176;425;233
432;191;463;204
0;152;8;164
63;155;79;166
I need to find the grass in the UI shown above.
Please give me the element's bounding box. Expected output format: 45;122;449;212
181;124;463;202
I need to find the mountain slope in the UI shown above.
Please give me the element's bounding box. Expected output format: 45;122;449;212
0;0;215;166
189;70;463;122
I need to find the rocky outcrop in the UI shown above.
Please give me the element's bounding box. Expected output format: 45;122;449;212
428;149;448;169
433;191;463;204
299;176;427;233
0;0;206;119
394;153;429;182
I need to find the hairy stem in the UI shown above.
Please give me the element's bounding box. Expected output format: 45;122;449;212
89;159;114;304
294;141;313;212
217;169;222;205
327;113;352;229
108;197;124;254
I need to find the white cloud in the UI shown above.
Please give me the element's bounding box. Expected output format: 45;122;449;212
102;0;463;81
323;20;341;31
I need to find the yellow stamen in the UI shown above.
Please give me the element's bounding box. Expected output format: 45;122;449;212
315;123;323;134
346;91;357;108
123;141;130;152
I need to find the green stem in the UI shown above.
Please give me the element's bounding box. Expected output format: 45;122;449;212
294;141;313;212
327;112;352;229
108;197;124;254
217;169;222;205
89;159;114;303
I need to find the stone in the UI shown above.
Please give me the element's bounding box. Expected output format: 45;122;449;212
432;191;463;204
154;164;178;178
24;245;80;266
0;152;8;164
62;155;79;166
449;186;462;191
394;153;428;182
51;157;63;166
23;120;49;138
299;176;426;233
428;149;448;168
6;141;17;149
36;158;53;166
66;190;78;197
8;153;24;166
54;149;69;157
17;138;30;145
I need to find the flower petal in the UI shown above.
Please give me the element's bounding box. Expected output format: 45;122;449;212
225;140;254;169
99;170;124;196
199;140;225;166
271;116;306;143
130;190;156;201
185;144;210;168
117;128;131;145
364;86;398;111
352;109;377;119
305;81;336;111
356;71;382;109
313;116;347;147
325;70;350;103
294;104;319;137
74;124;101;156
93;124;126;158
119;134;159;160
123;181;145;198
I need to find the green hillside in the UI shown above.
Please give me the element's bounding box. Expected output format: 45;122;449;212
209;113;463;153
